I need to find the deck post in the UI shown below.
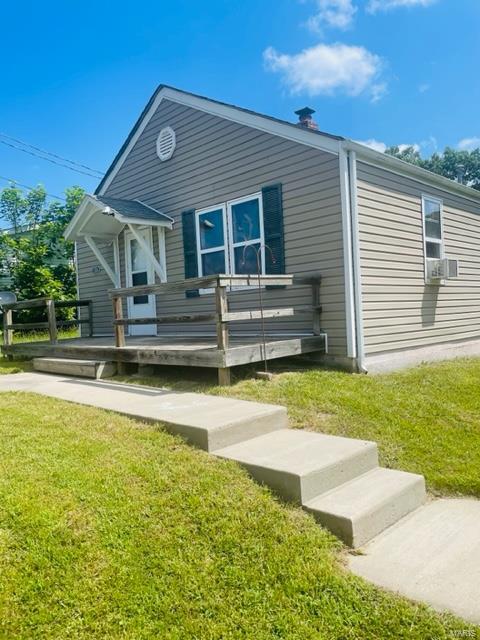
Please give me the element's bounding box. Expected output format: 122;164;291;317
2;308;13;346
312;278;322;335
46;299;58;344
112;296;126;348
112;295;126;374
215;280;231;385
87;300;94;337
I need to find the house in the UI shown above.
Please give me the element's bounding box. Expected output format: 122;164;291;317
62;84;480;375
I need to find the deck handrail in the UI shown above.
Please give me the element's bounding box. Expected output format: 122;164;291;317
108;274;318;298
110;273;322;383
2;298;93;346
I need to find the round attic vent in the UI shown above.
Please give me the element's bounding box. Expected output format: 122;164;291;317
156;126;176;162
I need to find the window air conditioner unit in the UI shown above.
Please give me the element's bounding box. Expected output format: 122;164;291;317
427;258;459;281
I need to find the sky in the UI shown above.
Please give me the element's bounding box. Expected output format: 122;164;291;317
0;0;479;204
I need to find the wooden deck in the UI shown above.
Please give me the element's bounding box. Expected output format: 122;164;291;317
1;274;325;384
2;334;327;369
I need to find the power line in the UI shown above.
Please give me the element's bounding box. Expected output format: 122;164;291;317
0;139;101;179
0;175;66;201
0;132;104;176
0;139;103;179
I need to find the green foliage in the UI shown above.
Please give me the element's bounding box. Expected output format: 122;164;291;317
386;145;480;190
0;184;84;322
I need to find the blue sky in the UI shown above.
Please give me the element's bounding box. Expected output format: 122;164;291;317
0;0;479;202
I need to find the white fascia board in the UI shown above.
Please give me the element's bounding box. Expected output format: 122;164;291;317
114;213;173;229
344;140;480;206
64;194;98;241
98;87;341;195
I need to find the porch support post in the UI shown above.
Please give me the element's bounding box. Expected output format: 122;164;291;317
215;279;231;386
127;224;166;282
112;236;121;288
84;235;119;287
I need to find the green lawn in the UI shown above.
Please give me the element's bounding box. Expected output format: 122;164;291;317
113;358;480;498
0;391;473;639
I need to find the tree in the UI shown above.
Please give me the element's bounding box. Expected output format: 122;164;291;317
0;184;84;322
386;145;480;191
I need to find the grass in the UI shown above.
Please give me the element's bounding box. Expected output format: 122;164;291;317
11;327;79;343
0;391;474;639
112;358;480;498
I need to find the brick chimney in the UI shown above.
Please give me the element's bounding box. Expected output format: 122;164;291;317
295;107;318;131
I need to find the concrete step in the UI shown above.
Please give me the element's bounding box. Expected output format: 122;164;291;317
33;357;117;380
215;429;378;503
304;468;426;548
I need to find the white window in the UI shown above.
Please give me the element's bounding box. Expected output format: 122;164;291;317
196;193;265;278
422;195;444;277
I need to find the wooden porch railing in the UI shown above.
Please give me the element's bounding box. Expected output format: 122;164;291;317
1;298;93;346
110;274;322;384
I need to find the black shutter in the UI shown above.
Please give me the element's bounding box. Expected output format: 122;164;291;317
182;209;200;298
262;184;285;286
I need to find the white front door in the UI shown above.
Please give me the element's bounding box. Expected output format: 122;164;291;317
125;228;157;336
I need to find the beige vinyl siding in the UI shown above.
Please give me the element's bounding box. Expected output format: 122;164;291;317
78;99;347;355
76;240;115;335
357;161;480;355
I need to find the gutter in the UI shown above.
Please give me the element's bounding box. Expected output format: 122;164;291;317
343;139;480;206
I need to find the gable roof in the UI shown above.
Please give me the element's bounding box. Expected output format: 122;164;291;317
95;84;480;206
95;84;343;195
64;194;173;242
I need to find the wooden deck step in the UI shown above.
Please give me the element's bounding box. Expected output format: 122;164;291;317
32;357;117;380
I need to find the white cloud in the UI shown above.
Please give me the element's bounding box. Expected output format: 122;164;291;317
458;137;480;151
398;143;421;152
370;82;388;103
263;43;384;100
306;0;357;32
356;140;422;154
367;0;436;13
418;83;430;93
357;139;387;152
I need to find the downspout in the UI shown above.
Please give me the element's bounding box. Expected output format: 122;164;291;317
339;147;357;363
347;149;367;373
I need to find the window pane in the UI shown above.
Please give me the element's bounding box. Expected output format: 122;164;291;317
234;243;261;274
424;200;442;240
426;241;441;259
201;250;225;275
131;239;147;271
132;271;149;304
199;210;224;250
231;199;260;243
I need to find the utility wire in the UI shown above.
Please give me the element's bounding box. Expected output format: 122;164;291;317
0;139;103;179
0;132;104;176
0;175;66;201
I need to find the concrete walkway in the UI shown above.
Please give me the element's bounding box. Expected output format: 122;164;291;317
349;499;480;624
1;372;479;624
0;372;287;451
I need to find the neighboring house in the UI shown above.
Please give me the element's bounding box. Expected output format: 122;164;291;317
65;85;480;373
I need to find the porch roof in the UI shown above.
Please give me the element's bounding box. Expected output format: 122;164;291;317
64;194;174;241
